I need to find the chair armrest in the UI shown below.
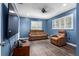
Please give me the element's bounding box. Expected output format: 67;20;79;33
49;35;58;39
53;35;58;37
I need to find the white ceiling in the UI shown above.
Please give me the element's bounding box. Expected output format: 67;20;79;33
14;3;76;19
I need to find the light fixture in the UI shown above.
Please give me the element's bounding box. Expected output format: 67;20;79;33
9;10;15;13
41;8;47;13
18;3;23;4
63;3;67;7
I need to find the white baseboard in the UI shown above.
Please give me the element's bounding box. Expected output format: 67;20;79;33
66;42;77;47
48;36;50;38
19;37;29;40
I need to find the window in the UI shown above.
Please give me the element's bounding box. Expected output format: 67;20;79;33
31;21;42;30
52;14;73;29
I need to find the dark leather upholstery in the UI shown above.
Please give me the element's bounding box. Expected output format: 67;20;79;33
29;30;48;41
50;29;66;46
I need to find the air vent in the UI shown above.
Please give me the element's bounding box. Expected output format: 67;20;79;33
18;3;23;4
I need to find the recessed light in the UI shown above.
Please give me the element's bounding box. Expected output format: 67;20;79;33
9;10;15;13
63;4;67;7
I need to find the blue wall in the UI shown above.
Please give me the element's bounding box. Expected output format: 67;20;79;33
20;17;31;38
76;3;79;56
0;4;1;56
1;34;18;56
2;3;8;41
0;4;1;41
47;8;76;44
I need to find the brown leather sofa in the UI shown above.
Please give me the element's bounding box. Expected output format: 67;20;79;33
29;30;48;41
50;30;66;46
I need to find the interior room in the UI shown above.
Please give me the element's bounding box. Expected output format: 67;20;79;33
0;3;79;56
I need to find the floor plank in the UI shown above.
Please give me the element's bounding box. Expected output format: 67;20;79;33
30;39;75;56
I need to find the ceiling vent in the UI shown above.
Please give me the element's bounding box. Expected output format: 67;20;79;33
18;3;23;5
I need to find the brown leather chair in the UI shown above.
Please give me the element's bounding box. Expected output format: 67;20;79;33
50;30;66;46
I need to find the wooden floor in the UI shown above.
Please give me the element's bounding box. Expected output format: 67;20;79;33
30;39;75;56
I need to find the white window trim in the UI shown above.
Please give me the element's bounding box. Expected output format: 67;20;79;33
31;21;42;30
52;14;73;29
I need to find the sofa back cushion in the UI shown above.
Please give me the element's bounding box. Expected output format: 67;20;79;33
58;29;66;38
58;29;65;33
30;30;44;32
29;30;47;35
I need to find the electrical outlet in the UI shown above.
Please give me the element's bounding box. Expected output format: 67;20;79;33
68;37;70;40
